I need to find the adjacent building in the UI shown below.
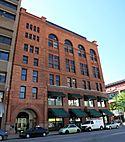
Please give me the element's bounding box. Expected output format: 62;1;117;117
5;8;112;133
106;79;125;120
0;0;21;129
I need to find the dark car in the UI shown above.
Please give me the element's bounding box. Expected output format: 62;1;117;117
19;126;49;138
0;129;8;141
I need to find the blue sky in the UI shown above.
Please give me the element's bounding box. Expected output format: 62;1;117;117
21;0;125;85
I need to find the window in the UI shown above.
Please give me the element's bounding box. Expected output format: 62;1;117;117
72;78;77;88
0;9;15;20
84;100;94;107
67;77;72;87
66;59;75;73
21;68;27;81
49;74;54;85
37;27;40;33
56;75;60;86
34;58;38;66
0;50;9;61
0;91;4;102
0;72;6;83
83;80;86;89
48;54;60;69
25;32;28;38
29;34;32;39
37;36;39;42
32;87;38;99
20;86;26;99
0;0;17;10
78;45;86;58
90;49;97;62
80;63;89;76
0;35;11;45
24;44;28;52
87;81;91;90
68;99;80;106
64;39;73;54
98;100;106;108
96;83;99;91
30;24;33;30
23;56;28;64
33;35;36;40
34;26;36;32
35;47;39;54
92;66;100;79
99;83;103;92
48;96;63;106
32;71;38;82
48;34;58;48
26;23;29;29
30;45;34;53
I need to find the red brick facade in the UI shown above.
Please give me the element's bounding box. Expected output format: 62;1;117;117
6;8;109;133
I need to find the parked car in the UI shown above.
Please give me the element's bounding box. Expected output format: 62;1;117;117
19;126;49;138
81;119;104;131
59;124;81;134
105;122;120;129
0;129;8;141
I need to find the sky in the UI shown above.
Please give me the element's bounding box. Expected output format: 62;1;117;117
21;0;125;85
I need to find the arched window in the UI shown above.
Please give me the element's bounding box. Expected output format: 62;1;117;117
90;49;97;62
78;44;86;58
64;39;73;54
48;34;58;48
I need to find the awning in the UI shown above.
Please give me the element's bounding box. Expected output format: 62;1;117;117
70;109;87;117
68;93;82;99
100;109;113;116
87;109;102;117
0;103;4;114
84;95;96;100
97;96;108;101
49;108;69;118
48;91;66;97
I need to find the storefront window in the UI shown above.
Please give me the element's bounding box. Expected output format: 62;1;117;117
48;97;63;106
0;91;4;102
68;99;80;106
48;118;63;130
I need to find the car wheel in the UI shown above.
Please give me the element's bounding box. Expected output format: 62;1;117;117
65;130;69;134
109;126;112;130
77;129;80;133
26;134;30;138
100;126;103;130
42;132;47;137
0;135;3;141
88;127;92;132
116;125;119;129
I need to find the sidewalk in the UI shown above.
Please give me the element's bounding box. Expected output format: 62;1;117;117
8;131;58;140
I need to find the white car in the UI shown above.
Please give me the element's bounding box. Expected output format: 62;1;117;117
105;122;120;129
59;124;81;134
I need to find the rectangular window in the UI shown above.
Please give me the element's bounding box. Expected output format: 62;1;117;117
33;35;36;40
26;23;29;29
25;32;28;38
87;81;91;90
0;9;15;20
32;87;38;99
68;99;80;106
20;86;26;99
56;75;60;86
0;35;11;45
23;56;28;64
48;54;60;69
21;68;27;81
72;78;77;88
48;97;63;106
67;77;72;87
30;24;33;30
49;74;54;85
80;63;89;76
0;72;6;83
0;50;9;61
37;27;40;33
0;91;4;102
96;83;99;91
99;83;103;92
0;0;17;10
32;71;38;82
35;47;39;54
37;36;39;42
24;44;28;52
34;58;38;66
66;59;75;73
29;34;32;39
83;80;86;89
92;66;100;79
34;26;36;32
30;45;34;53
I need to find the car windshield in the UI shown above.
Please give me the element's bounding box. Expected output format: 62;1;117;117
82;121;91;124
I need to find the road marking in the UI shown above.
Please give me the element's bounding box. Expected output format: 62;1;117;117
110;131;125;136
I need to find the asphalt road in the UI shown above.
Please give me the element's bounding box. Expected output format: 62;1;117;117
6;127;125;142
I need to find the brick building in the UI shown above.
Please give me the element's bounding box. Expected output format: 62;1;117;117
0;0;21;129
6;8;112;133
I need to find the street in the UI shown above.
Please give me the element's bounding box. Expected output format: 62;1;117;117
6;127;125;142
